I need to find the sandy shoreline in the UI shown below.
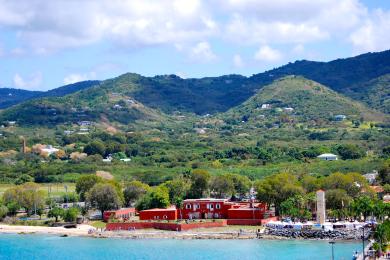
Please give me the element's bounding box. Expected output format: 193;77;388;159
0;224;262;239
0;224;95;237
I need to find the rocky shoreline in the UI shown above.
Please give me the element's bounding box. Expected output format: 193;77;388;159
262;227;370;240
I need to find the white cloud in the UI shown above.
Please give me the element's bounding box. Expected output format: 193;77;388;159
10;47;25;56
0;0;217;53
189;41;217;62
349;9;390;53
222;0;366;45
233;54;244;68
63;72;97;85
0;0;387;60
292;44;305;54
13;72;42;89
254;45;282;62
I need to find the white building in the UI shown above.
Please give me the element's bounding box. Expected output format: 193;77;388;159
283;107;294;112
261;104;271;109
41;145;59;155
317;153;338;161
334;115;347;121
363;170;378;185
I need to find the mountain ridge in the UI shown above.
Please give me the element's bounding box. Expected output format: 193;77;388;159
0;50;389;115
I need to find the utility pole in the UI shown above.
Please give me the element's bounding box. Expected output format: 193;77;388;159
329;241;335;260
362;227;365;259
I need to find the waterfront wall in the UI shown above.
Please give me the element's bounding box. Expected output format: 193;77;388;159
227;219;262;225
106;220;227;231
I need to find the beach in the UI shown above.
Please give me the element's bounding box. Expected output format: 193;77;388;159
0;224;267;239
0;224;95;237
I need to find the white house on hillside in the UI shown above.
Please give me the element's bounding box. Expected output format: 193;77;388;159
317;153;338;161
41;145;59;155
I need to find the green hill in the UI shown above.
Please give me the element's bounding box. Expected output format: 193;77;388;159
0;76;170;127
0;81;99;109
1;50;389;114
224;76;386;123
346;74;390;113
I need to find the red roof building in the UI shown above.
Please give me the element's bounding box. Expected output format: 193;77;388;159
179;199;233;219
137;199;273;223
227;203;268;219
139;207;178;221
103;208;136;222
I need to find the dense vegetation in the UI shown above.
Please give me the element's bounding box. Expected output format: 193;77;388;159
0;81;99;109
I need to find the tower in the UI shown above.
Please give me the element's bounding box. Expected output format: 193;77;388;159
20;136;26;153
316;190;326;224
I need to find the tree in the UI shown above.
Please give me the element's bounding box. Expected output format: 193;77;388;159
210;174;235;198
135;186;170;211
83;140;106;156
3;183;45;215
373;200;389;222
322;172;367;198
187;169;210;199
351;195;374;221
254;173;304;215
280;195;311;221
374;220;390;254
335;144;365;160
76;175;103;201
124;180;151;206
20;182;46;215
48;207;65;222
383;184;390;194
382;146;390;156
325;189;352;211
229;174;251;197
86;183;122;216
14;174;34;185
63;207;79;222
0;205;8;220
300;175;320;193
162;177;191;205
379;164;390;184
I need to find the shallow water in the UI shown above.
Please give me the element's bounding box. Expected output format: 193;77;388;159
0;234;360;260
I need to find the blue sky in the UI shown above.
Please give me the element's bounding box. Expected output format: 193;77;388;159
0;0;389;91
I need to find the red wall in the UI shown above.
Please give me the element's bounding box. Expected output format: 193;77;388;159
106;220;227;231
227;219;262;225
227;209;265;219
139;209;177;221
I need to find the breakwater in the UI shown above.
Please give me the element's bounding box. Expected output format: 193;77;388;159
264;227;371;240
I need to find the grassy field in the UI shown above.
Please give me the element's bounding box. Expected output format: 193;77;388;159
0;183;76;197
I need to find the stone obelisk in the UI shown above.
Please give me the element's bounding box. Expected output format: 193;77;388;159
316;190;326;224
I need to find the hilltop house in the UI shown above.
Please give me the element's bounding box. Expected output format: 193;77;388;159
363;171;378;185
37;145;59;156
261;104;271;109
283;107;294;112
317;153;338;161
334;115;347;121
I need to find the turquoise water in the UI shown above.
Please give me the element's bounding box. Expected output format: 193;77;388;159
0;234;360;260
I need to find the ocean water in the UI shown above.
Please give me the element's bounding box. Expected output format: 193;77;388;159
0;234;360;260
